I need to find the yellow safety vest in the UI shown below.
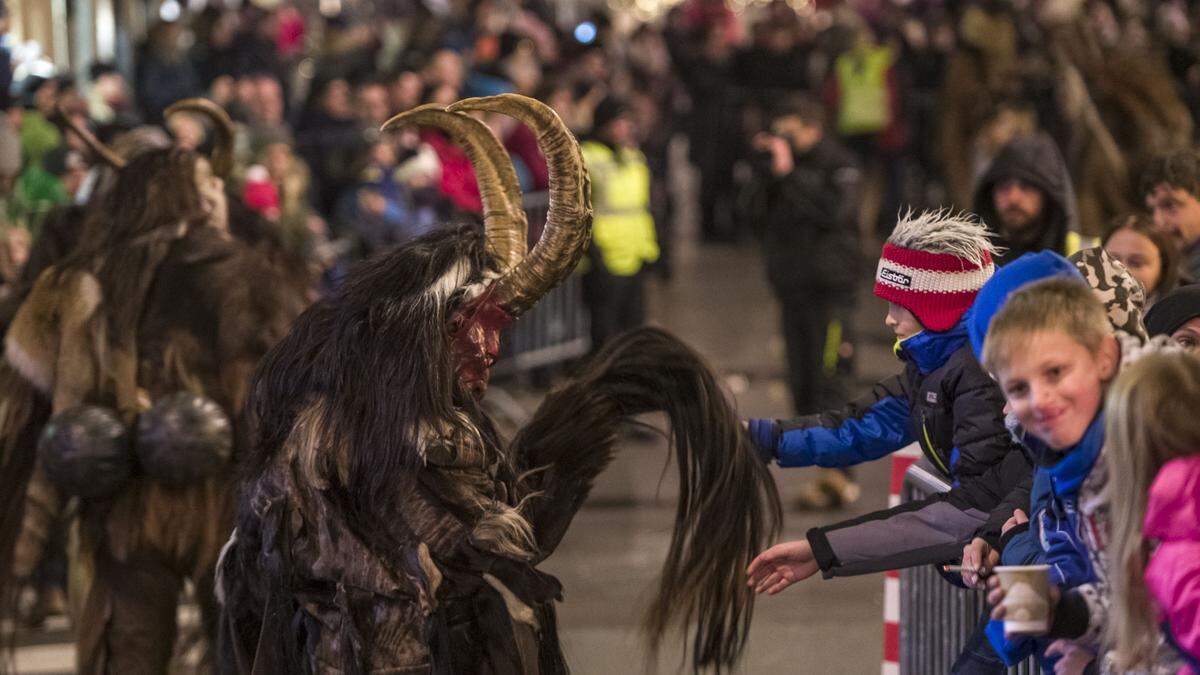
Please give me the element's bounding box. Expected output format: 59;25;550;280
1065;231;1097;257
580;141;660;276
834;45;893;136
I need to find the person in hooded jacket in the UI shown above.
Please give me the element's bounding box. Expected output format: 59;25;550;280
973;133;1093;266
580;97;659;350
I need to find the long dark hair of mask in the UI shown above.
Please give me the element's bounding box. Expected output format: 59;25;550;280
244;224;496;517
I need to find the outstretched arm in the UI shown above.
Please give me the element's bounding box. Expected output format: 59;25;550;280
749;374;914;468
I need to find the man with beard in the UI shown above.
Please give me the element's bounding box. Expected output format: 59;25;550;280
973;133;1091;266
1142;149;1200;281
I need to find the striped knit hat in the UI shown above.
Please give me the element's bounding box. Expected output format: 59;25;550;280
874;210;997;332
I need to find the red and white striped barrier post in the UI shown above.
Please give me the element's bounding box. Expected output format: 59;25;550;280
882;444;923;675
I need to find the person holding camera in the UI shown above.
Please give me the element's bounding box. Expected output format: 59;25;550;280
745;94;863;509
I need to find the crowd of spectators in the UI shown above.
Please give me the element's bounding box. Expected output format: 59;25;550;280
1;0;1199;272
6;0;1200;671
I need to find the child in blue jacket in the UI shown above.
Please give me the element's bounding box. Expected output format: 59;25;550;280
977;276;1124;672
746;210;1028;584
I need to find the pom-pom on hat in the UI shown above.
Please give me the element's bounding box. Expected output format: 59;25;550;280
874;209;998;332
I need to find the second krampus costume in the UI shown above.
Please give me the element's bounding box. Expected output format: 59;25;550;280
217;94;782;674
0;100;306;673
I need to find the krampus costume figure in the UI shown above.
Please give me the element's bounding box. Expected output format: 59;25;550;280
217;94;781;674
0;99;306;673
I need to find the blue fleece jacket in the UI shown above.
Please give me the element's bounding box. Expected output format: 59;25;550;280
985;413;1105;668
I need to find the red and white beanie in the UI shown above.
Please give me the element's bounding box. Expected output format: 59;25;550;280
874;243;995;332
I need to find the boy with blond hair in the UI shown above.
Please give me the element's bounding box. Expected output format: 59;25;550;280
979;278;1123;671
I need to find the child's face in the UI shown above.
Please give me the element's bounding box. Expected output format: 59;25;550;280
885;303;923;341
994;330;1117;450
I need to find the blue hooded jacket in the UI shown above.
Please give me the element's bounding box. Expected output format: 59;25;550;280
985;413;1105;667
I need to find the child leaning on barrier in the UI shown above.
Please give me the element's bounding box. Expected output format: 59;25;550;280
985;348;1196;675
1103;352;1200;674
952;249;1163;674
960;248;1151;587
977;276;1177;673
745;210;1030;585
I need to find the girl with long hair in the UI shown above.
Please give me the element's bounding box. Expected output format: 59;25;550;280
1106;351;1200;672
1103;214;1184;308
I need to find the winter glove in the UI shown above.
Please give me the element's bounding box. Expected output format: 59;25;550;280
746;419;781;464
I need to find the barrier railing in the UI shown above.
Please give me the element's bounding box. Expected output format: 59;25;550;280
899;459;1040;675
493;191;590;377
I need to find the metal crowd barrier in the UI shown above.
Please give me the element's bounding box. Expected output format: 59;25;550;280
493;191;590;377
899;459;1040;675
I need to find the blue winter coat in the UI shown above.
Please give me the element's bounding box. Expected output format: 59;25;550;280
773;319;1012;481
986;413;1105;668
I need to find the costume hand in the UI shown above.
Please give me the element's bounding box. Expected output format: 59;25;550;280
961;537;998;588
1002;508;1028;535
746;539;819;594
1045;639;1093;675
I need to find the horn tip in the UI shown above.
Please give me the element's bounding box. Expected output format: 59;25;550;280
447;93;528;111
381;104;448;132
444;100;476;113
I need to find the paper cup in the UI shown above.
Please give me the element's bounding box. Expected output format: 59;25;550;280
995;564;1051;636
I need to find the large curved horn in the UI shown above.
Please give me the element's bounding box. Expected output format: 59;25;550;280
164;98;236;178
56;102;126;170
381;104;527;273
448;94;591;318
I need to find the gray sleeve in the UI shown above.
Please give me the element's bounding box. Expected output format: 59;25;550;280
807;492;989;578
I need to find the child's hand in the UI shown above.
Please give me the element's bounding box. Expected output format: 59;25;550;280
1002;508;1029;534
1044;639;1093;675
988;576;1061;620
746;539;819;595
960;537;999;588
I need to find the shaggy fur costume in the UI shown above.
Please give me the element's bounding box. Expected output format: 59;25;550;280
217;224;781;674
0;225;304;673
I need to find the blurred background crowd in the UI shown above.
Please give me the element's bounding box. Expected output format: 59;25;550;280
3;0;1200;506
2;0;1198;279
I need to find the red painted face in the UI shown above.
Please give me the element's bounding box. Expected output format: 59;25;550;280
449;294;513;396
